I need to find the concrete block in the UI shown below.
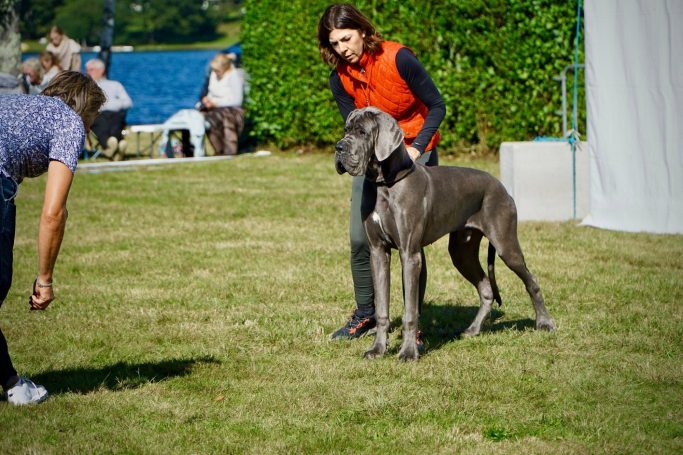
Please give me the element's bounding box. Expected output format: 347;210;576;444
499;141;589;221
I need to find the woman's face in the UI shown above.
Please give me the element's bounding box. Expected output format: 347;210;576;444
328;28;365;64
49;31;62;46
211;65;227;78
22;66;40;84
83;111;98;132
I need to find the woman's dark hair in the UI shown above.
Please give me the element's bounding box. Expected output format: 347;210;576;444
317;3;383;66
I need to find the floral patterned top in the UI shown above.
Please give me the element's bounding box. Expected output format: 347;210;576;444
0;94;84;183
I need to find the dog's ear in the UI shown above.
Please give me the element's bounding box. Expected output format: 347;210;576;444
373;110;404;162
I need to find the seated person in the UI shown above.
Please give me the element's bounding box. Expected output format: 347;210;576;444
46;25;81;71
20;58;45;94
85;58;133;160
198;53;245;156
39;51;62;87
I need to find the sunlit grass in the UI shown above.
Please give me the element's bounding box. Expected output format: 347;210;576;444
0;152;681;453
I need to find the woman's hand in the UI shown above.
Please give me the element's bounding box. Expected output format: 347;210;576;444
34;160;73;310
30;279;54;310
406;146;421;161
202;96;215;109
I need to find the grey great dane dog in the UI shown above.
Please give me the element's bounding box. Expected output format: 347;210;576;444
334;107;556;361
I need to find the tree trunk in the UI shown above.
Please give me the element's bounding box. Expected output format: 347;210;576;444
0;1;21;75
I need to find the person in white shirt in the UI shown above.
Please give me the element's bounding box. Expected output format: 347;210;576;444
199;53;245;156
46;25;81;72
85;58;133;160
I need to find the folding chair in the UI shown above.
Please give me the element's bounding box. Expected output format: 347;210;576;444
82;131;103;160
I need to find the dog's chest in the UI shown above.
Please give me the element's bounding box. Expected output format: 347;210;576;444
365;194;403;247
368;211;394;245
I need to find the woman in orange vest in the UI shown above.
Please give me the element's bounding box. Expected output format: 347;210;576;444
318;4;446;340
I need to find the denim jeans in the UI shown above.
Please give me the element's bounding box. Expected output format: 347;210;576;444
0;175;18;388
348;149;438;316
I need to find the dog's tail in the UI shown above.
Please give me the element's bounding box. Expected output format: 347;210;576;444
487;243;503;306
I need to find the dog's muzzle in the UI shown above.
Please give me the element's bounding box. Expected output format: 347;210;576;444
334;140;348;174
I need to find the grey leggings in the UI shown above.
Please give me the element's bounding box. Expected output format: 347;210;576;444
348;149;438;316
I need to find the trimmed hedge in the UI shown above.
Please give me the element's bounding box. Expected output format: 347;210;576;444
242;0;584;153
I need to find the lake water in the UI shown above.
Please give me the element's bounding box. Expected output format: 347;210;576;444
25;49;218;125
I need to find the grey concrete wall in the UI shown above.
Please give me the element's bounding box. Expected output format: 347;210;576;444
500;141;590;222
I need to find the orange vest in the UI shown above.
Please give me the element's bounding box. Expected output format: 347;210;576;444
336;41;440;151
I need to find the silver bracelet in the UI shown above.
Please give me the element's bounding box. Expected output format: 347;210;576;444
35;279;53;288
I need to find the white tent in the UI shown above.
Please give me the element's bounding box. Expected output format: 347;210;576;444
583;0;683;234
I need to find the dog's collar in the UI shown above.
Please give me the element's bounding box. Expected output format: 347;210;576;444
371;163;416;187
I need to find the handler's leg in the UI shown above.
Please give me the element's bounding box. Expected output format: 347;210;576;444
331;175;377;339
0;177;48;405
0;177;18;390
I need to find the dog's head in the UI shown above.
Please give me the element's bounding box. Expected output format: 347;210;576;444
334;107;405;179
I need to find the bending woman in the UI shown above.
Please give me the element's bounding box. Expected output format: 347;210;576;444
0;71;105;405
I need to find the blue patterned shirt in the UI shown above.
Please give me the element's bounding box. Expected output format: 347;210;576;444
0;94;84;183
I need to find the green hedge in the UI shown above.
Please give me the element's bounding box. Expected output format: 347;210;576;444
242;0;584;153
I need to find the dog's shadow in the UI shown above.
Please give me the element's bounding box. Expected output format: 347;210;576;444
386;302;535;354
29;356;219;395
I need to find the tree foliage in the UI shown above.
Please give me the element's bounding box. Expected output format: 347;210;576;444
115;0;220;44
17;0;242;45
242;0;585;153
17;0;60;39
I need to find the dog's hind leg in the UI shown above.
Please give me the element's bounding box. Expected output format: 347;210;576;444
448;229;495;337
493;235;556;332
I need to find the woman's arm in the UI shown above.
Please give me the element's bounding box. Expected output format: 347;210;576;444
396;48;446;155
329;71;356;121
31;160;73;310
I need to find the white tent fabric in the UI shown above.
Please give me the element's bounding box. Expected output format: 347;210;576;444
583;0;683;234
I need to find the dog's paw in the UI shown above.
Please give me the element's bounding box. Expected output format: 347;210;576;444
363;341;387;359
397;344;420;362
536;317;556;332
363;348;385;359
460;326;481;338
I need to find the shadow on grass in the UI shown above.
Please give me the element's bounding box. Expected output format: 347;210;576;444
385;302;535;354
32;356;219;395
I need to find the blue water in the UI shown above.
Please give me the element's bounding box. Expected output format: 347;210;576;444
24;49;218;125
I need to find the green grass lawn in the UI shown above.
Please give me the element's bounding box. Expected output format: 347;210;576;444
0;153;681;453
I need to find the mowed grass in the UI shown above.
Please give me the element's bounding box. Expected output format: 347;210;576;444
0;152;681;453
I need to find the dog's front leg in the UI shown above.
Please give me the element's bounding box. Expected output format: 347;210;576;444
398;249;422;361
364;245;391;359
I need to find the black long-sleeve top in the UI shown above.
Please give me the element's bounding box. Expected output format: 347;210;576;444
329;47;446;153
